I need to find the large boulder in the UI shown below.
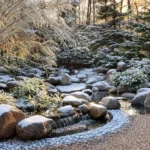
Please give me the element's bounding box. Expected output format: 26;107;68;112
0;104;25;140
16;115;55;140
71;92;91;101
144;92;150;107
88;103;107;120
101;96;121;109
60;74;72;85
63;96;83;107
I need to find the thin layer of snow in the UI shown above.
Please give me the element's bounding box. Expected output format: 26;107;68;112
0;104;11;116
56;83;86;93
18;115;51;128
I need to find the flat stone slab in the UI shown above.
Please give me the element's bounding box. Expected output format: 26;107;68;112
56;83;86;93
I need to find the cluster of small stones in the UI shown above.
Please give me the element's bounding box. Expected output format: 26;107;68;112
0;110;128;150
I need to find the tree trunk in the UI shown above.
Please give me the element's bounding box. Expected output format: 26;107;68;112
93;0;96;24
86;0;92;25
127;0;131;21
134;2;139;22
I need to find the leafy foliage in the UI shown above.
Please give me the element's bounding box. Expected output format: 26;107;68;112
57;46;92;68
110;69;147;91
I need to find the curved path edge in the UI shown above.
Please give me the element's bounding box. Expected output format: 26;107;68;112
0;110;129;150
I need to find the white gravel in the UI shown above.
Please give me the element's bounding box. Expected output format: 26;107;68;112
0;110;129;150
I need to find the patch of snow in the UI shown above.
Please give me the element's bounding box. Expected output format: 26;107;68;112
18;115;51;128
0;104;11;116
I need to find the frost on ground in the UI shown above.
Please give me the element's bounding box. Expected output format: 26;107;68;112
0;110;129;150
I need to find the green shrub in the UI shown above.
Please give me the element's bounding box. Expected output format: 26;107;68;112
110;69;147;91
0;91;16;106
13;78;60;108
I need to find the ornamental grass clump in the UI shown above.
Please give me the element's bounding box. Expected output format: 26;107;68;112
13;78;60;108
110;69;148;91
0;91;16;106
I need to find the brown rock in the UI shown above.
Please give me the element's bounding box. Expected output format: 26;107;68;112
88;103;107;120
16;115;55;140
0;104;25;140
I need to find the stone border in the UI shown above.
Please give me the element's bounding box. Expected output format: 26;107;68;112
0;110;129;150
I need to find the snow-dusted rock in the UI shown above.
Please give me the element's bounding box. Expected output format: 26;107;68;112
101;96;120;109
121;93;136;99
56;83;86;93
92;87;99;92
137;88;150;94
58;68;70;76
116;62;127;72
58;105;73;113
60;74;72;85
70;76;80;83
92;81;111;91
63;96;83;106
77;73;87;81
78;104;89;115
88;103;107;120
7;81;18;89
0;67;7;73
86;76;105;84
16;115;55;140
106;69;116;84
46;77;60;85
0;104;25;140
0;75;15;84
0;83;7;89
82;89;92;95
71;92;91;101
131;92;148;106
95;67;109;74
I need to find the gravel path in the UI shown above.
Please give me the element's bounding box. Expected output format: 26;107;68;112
51;114;150;150
0;110;128;150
